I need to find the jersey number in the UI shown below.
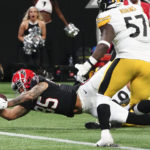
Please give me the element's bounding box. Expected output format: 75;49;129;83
34;97;58;112
112;90;129;105
124;14;147;37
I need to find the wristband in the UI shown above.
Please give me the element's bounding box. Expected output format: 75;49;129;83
88;56;97;65
98;40;111;48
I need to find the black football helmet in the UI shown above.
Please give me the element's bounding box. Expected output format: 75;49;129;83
97;0;122;12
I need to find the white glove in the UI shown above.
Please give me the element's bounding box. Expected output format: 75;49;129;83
64;23;79;38
74;61;92;83
96;129;114;147
0;98;8;109
75;61;92;76
74;75;86;83
75;56;97;79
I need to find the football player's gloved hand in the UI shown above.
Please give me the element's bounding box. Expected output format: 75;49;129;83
64;23;79;38
75;56;97;83
0;98;8;109
74;74;86;83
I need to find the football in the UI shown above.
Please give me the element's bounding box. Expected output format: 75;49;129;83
0;94;7;101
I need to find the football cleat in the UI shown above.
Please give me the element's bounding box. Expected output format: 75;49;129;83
85;122;101;129
96;129;114;147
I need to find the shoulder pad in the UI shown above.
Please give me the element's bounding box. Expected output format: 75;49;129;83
96;11;111;28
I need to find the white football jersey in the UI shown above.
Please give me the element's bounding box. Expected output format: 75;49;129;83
35;0;53;14
96;4;150;62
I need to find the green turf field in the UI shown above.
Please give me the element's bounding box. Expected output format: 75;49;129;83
0;82;150;150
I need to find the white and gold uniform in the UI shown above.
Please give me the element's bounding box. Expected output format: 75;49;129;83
35;0;53;14
77;61;130;123
96;4;150;108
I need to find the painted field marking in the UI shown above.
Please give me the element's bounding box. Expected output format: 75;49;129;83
0;131;149;150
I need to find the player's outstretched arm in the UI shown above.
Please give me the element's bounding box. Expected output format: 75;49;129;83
0;105;29;120
75;24;115;81
8;82;48;107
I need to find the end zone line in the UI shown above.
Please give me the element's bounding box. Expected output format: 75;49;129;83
0;131;149;150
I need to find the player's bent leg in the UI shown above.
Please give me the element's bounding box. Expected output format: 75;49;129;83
126;112;150;125
96;104;114;147
99;59;134;97
134;100;150;115
129;61;150;108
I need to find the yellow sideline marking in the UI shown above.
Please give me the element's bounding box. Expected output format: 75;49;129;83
0;131;149;150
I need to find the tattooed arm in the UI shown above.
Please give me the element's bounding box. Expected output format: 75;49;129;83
0;105;30;120
8;82;48;107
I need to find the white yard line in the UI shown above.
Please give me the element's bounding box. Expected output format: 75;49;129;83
0;131;149;150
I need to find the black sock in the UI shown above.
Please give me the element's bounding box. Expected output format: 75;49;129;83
136;100;150;113
97;104;111;129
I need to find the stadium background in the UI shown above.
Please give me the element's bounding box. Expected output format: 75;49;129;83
0;0;98;81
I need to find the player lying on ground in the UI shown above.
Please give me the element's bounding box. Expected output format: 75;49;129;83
1;69;150;147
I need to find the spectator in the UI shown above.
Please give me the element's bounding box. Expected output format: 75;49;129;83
18;6;46;74
33;0;79;77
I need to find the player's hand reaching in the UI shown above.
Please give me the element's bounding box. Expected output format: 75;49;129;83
75;56;97;83
74;74;87;83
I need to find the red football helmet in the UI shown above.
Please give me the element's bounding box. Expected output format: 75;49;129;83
11;69;35;92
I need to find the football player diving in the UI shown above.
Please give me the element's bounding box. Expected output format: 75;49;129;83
0;69;150;147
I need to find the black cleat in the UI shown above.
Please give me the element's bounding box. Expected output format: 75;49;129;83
85;122;101;129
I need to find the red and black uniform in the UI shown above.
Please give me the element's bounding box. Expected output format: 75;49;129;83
20;75;80;117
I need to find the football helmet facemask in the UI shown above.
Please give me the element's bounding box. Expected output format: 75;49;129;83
97;0;122;12
11;69;35;93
